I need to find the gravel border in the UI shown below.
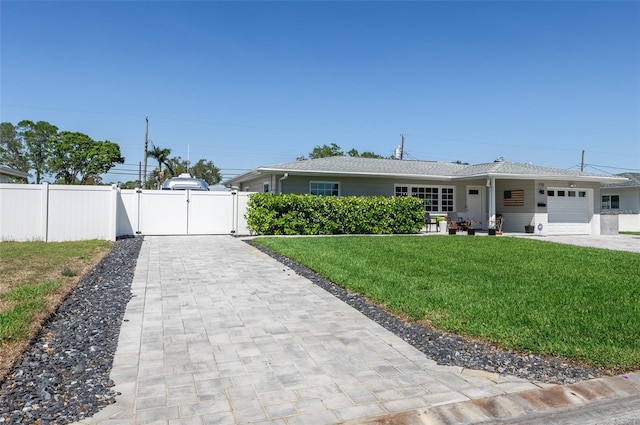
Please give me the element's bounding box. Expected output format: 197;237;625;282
0;236;143;425
0;235;605;424
246;240;604;385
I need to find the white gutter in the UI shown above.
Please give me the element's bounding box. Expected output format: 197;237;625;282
278;173;289;194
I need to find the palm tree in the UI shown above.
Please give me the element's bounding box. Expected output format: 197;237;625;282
147;146;174;177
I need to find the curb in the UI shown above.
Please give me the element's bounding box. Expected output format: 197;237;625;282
345;372;640;425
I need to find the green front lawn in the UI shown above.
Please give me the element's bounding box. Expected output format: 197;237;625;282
0;240;112;379
255;235;640;372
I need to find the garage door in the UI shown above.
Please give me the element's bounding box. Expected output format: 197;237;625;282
546;188;590;234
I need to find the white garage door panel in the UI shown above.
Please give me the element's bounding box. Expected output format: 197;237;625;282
547;188;590;234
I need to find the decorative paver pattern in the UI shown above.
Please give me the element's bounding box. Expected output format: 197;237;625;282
76;235;544;425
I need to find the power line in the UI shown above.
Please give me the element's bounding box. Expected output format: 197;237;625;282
585;163;640;172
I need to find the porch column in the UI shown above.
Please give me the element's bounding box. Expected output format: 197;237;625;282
487;176;496;227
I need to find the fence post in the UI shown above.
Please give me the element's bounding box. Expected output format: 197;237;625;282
231;191;238;235
41;183;50;242
109;185;118;241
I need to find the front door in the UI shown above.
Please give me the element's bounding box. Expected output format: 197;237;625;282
466;185;485;229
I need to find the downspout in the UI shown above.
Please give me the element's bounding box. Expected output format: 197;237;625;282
278;173;289;194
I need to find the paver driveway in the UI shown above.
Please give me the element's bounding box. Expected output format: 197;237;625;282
79;235;550;425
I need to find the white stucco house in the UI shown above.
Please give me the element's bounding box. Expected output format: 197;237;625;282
601;173;640;232
0;165;29;183
224;156;628;235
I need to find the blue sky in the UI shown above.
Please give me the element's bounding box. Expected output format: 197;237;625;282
1;1;639;183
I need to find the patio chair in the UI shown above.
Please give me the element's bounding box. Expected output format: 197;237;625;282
446;212;459;230
425;213;439;232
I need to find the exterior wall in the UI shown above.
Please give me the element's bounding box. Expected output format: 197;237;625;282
601;187;640;212
237;175;276;193
493;179;536;233
618;214;640;232
601;186;640;232
491;179;601;235
233;173;609;235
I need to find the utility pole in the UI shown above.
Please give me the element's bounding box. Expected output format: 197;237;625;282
142;117;149;187
400;134;405;160
580;150;585;172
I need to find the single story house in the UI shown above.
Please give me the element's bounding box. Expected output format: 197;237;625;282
601;173;640;232
0;165;29;183
224;156;628;235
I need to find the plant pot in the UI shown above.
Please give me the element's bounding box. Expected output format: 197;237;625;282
467;228;475;235
448;228;457;235
524;225;535;233
488;229;496;236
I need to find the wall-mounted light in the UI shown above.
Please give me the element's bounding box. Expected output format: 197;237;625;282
569;183;576;188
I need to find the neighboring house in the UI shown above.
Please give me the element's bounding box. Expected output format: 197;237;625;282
0;165;29;183
601;173;640;232
224;156;628;235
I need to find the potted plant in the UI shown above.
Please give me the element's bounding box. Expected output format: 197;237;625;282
488;215;504;235
447;220;458;235
524;218;535;233
466;219;481;235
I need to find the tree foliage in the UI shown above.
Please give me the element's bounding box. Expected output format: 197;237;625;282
298;143;386;160
17;120;59;183
347;148;385;159
147;145;174;175
0;122;29;180
145;145;222;189
2;120;126;185
49;131;124;184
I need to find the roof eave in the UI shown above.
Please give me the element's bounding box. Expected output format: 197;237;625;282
257;167;454;181
479;173;629;183
0;166;29;179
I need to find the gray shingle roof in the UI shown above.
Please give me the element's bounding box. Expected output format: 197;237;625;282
224;156;627;185
259;156;466;177
457;160;614;178
259;156;621;180
601;173;640;188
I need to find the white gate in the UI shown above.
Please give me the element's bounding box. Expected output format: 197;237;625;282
118;189;253;236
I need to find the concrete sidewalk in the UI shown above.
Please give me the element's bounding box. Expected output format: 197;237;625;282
78;235;639;425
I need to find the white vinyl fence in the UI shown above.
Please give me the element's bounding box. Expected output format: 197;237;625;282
0;183;253;242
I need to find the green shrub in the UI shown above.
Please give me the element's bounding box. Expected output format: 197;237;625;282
246;193;425;235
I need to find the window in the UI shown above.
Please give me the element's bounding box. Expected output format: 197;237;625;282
568;191;576;197
395;186;409;197
579;191;586;198
441;188;454;212
557;190;565;197
411;186;439;211
310;181;339;196
395;185;454;212
601;195;620;209
263;183;270;193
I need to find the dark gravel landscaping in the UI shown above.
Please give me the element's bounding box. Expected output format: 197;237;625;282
0;236;142;425
0;235;604;424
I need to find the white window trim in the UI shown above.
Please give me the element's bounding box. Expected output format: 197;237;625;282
601;194;620;210
394;184;456;213
310;181;340;196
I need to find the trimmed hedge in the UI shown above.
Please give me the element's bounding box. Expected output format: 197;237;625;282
245;193;425;235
